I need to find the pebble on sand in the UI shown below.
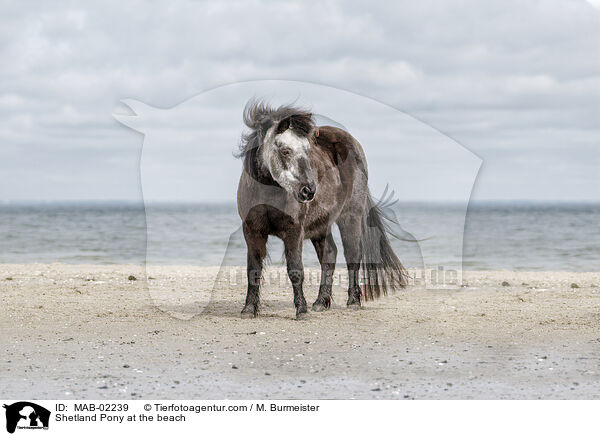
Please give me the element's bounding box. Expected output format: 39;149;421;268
502;281;510;287
570;283;579;288
128;275;137;281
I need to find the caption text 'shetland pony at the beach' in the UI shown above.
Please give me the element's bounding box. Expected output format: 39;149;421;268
236;100;408;319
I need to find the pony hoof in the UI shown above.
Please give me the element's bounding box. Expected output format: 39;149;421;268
296;311;309;320
240;305;257;318
311;302;329;312
347;302;361;311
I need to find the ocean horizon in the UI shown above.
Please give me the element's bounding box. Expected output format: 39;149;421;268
1;200;598;272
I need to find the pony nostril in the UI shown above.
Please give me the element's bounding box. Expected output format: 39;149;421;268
299;185;315;201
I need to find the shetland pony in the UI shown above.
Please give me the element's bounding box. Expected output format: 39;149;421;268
237;100;407;319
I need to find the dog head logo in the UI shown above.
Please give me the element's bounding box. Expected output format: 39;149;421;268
3;402;50;434
114;81;481;318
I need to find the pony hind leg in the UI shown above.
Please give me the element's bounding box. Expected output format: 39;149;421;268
311;232;337;312
337;215;363;309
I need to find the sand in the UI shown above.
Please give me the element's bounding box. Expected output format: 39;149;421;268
1;264;599;399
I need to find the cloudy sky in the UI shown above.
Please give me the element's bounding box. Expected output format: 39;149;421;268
1;0;599;202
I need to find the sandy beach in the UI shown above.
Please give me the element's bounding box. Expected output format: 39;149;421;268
1;264;599;399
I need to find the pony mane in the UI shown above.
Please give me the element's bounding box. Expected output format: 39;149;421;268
236;99;315;159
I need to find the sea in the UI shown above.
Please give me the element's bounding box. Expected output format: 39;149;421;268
0;202;598;271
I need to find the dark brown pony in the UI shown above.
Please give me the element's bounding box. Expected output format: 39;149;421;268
237;100;407;319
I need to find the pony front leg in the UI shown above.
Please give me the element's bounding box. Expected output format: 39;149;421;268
241;227;267;318
284;235;308;320
311;233;337;311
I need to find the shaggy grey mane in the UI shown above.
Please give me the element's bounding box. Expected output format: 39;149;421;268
236;99;315;159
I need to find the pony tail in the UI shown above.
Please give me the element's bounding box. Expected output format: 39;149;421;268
360;193;409;300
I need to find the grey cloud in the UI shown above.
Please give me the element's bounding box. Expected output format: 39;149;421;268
0;0;599;201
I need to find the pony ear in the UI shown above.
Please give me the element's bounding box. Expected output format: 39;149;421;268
275;117;291;134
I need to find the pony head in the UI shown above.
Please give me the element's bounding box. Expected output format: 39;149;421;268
239;99;319;203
